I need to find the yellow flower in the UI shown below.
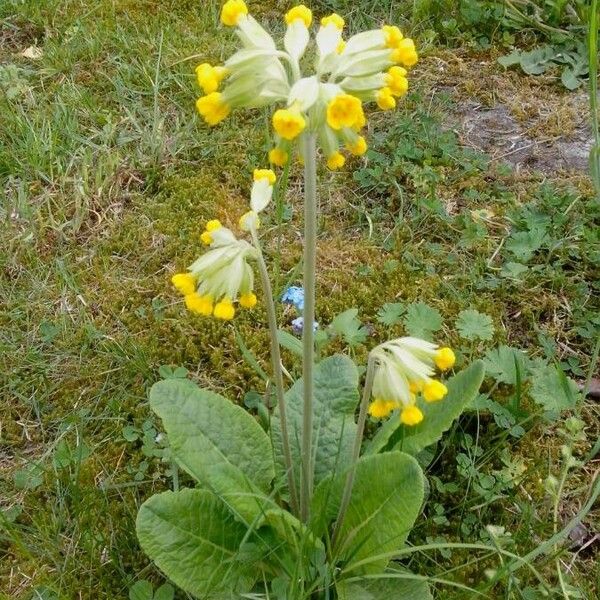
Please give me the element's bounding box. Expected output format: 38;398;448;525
400;405;423;426
200;231;214;245
221;0;248;26
346;135;367;156
321;13;344;30
253;168;276;184
368;398;399;419
185;293;213;316
423;380;448;402
376;87;396;110
385;66;409;97
435;347;456;371
326;94;364;130
285;4;312;27
391;38;418;67
269;147;289;166
196;92;231;126
195;63;228;94
273;109;306;140
205;219;222;232
409;380;424;394
214;297;235;320
336;39;346;54
171;273;196;295
239;292;257;308
382;25;403;48
327;152;345;170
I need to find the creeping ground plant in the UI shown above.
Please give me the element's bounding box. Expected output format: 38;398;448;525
135;2;485;598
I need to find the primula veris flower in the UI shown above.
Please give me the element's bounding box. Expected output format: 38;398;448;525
326;151;345;170
172;218;259;320
194;3;418;168
369;337;455;426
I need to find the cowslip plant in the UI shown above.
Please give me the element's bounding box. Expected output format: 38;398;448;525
136;3;485;599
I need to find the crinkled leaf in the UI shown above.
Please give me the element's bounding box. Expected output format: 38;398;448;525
456;309;494;342
530;364;580;414
272;355;359;492
136;489;251;599
149;379;274;522
377;302;406;326
329;308;368;346
483;345;529;385
311;452;424;574
337;574;432;599
403;302;442;340
129;581;153;600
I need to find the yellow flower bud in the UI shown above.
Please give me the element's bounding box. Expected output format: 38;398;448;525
385;66;409;97
171;273;196;296
401;405;423;426
321;13;344;30
253;168;276;184
423;380;448;402
200;231;213;245
382;25;403;48
205;219;222;232
196;92;231;126
327;152;345;170
184;292;213;316
269;147;289;166
435;347;456;371
285;5;312;27
220;0;248;26
272;109;306;140
326;94;364;131
336;39;346;54
239;292;257;308
376;87;396;110
213;298;235;320
391;38;418;67
346;135;367;156
239;210;260;231
195;63;228;94
368;398;399;419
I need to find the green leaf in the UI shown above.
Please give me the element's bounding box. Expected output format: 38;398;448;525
337;574;432;599
483;345;529;385
506;229;545;262
377;302;406;326
154;584;175;600
149;379;275;522
129;581;153;600
272;355;359;491
329;308;368;346
311;452;424;574
403;303;442;339
500;261;528;280
388;361;485;456
136;489;251;599
277;329;303;357
455;309;494;341
497;51;522;68
530;364;580;414
561;66;581;90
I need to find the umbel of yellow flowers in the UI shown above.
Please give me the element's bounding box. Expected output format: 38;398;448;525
170;169;276;320
195;1;418;169
369;338;455;426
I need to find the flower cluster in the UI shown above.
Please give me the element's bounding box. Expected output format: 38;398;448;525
170;168;277;320
281;285;305;310
195;1;418;169
368;338;455;426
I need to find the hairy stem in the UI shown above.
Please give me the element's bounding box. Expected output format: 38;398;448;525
331;354;376;547
300;132;317;522
251;227;299;516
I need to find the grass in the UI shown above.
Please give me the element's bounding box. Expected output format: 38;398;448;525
1;0;599;598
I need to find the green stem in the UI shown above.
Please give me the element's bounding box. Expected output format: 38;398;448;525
300;132;317;522
273;159;291;293
251;227;299;516
331;354;376;548
589;0;600;199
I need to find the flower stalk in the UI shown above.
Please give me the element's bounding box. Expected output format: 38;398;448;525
300;132;317;522
250;226;299;516
331;353;376;547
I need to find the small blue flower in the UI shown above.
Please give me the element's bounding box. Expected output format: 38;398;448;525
291;316;319;335
281;286;305;310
